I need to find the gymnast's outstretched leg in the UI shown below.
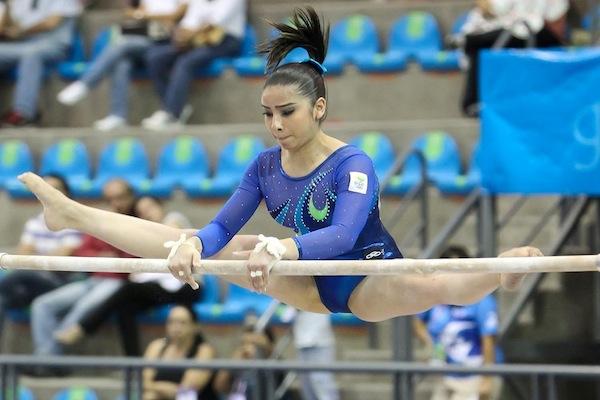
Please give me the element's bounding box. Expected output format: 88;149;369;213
348;247;542;322
18;172;327;313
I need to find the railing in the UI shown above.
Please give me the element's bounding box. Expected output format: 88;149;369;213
3;355;600;400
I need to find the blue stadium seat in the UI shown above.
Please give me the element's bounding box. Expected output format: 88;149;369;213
416;12;463;71
436;143;481;195
58;27;117;80
183;135;265;198
0;385;35;400
583;6;600;30
52;387;98;400
39;139;92;191
385;131;461;195
1;140;35;199
198;25;258;77
138;136;209;198
196;283;272;324
56;32;88;80
349;132;396;181
388;11;442;60
328;15;380;73
71;138;150;198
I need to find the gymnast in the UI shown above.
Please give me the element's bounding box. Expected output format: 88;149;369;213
18;6;542;322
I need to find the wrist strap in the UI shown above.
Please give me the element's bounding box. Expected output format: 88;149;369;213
164;234;197;261
253;234;286;262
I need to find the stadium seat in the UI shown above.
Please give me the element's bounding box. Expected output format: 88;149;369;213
39;139;92;191
55;32;88;80
71;138;150;198
349;132;396;181
58;27;118;80
0;385;35;400
183;135;265;198
385;131;461;195
583;6;600;30
417;12;467;71
436;143;481;195
389;11;442;60
328;15;380;73
138;136;209;198
196;282;272;324
199;25;258;77
52;387;98;400
1;140;35;199
330;313;365;326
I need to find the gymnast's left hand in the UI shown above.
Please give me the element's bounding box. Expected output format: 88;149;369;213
246;247;276;293
498;246;544;290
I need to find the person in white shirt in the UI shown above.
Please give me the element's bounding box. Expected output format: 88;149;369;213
142;0;247;130
460;0;568;117
57;0;187;131
0;175;81;345
0;0;81;127
53;196;199;356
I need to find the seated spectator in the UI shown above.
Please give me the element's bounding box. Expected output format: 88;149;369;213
459;0;568;117
143;304;218;400
53;198;198;356
0;175;81;346
413;245;502;400
142;0;246;130
27;179;135;372
214;314;286;400
134;195;192;229
0;0;81;127
57;0;187;131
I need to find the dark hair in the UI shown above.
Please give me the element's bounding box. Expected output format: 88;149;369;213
440;245;470;259
43;174;71;198
133;195;163;217
259;7;330;123
171;303;198;323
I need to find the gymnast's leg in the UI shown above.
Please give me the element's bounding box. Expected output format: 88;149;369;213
348;247;542;322
18;172;327;313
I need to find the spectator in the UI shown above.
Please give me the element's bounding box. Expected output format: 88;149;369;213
56;0;187;131
460;0;568;117
134;195;192;229
414;246;502;400
143;304;218;400
28;179;135;370
53;197;198;356
0;0;81;127
214;314;285;400
0;175;81;345
290;309;339;400
141;0;247;130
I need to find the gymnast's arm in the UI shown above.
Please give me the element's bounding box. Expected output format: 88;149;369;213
292;154;376;260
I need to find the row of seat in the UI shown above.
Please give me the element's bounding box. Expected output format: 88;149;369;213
3;386;96;400
0;131;480;199
1;10;468;85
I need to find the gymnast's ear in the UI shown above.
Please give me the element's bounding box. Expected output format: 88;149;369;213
313;97;326;121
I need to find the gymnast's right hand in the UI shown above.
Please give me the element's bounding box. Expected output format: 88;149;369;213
166;235;201;290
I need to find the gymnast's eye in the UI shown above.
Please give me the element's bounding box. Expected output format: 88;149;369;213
281;109;294;116
262;111;273;117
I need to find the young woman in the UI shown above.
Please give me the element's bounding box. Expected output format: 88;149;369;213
18;7;541;323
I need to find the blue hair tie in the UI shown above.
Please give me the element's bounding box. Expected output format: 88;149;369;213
302;58;328;75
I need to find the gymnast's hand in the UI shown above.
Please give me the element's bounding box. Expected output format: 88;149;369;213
166;235;201;290
246;246;277;293
498;246;544;290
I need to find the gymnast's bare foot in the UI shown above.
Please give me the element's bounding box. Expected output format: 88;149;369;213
18;172;80;231
498;246;544;290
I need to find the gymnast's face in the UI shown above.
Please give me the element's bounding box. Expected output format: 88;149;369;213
261;84;326;151
166;306;196;342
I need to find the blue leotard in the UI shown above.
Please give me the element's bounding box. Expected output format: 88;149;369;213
195;145;402;313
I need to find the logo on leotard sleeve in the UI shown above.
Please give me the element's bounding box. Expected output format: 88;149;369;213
348;172;368;194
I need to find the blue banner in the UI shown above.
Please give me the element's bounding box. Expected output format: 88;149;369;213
480;48;600;194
